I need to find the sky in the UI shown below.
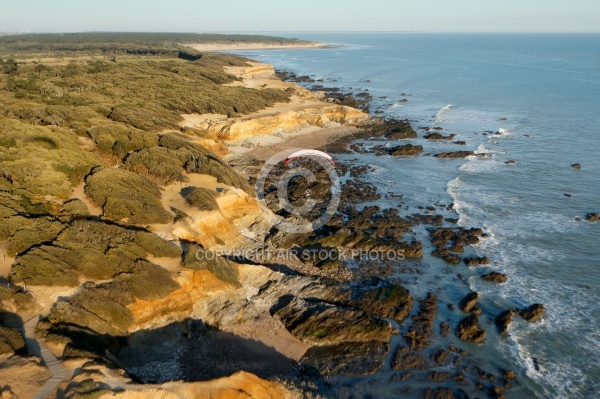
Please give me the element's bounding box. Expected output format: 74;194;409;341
1;0;599;34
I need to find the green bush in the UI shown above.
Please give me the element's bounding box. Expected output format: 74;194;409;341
85;168;171;224
87;122;158;157
185;187;219;211
0;325;25;354
159;133;254;195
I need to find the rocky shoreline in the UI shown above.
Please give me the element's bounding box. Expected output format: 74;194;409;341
0;56;549;399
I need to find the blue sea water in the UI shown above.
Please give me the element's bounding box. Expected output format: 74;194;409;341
232;33;600;398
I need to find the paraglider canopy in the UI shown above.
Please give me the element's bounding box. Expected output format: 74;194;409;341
284;149;335;167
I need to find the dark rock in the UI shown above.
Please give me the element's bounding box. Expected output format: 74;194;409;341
440;322;451;337
302;341;389;376
272;296;391;345
481;272;508;283
427;371;451;382
517;304;544;323
423;387;453;399
391;346;429;371
456;315;486;343
571;163;581;169
464;257;489;267
453;141;467;145
348;277;413;323
505;160;516;165
585;213;599;222
459;292;479;313
424;132;456;140
408;214;444;226
403;293;438;350
495;310;514;335
430;349;452;366
502;369;517;380
389;144;424;157
434;151;475;159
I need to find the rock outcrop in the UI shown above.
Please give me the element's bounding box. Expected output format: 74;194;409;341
456;315;486;343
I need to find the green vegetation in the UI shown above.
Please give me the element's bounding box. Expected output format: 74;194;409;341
185;187;220;211
0;32;296;358
0;32;308;56
85;168;171;224
10;220;182;286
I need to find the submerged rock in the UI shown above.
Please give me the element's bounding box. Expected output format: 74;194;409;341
571;163;582;169
456;315;486;343
463;257;489;267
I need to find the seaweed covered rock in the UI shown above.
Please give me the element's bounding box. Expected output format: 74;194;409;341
481;272;508;283
495;310;514;335
434;151;475;159
302;341;390;376
517;304;545;323
348;277;413;323
456;315;486;343
271;296;391;346
85;167;171;224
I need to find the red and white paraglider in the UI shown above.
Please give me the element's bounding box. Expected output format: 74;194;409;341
284;149;335;167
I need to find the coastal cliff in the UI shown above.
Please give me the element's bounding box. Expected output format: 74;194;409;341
0;37;546;399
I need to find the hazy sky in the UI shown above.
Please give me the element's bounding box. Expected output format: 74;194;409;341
1;0;599;33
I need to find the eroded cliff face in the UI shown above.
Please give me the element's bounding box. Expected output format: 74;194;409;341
195;105;368;142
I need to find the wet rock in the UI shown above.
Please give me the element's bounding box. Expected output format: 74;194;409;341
348;277;413;323
434;151;475;159
423;387;453;399
585;212;599;222
502;369;517;380
440;322;451;337
302;341;389;376
391;346;429;371
453;141;467;145
571;163;581;169
430;349;453;367
408;214;444;226
505;160;516;165
271;296;391;345
404;293;438;350
459;292;479;313
427;371;451;382
516;304;544;323
456;315;486;343
463;256;489;266
389;144;424;157
424;132;456;140
481;272;508;283
495;310;514;335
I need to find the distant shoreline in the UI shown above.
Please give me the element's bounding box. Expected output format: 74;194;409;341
186;41;333;52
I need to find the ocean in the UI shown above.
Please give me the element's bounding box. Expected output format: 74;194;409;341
231;33;600;398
